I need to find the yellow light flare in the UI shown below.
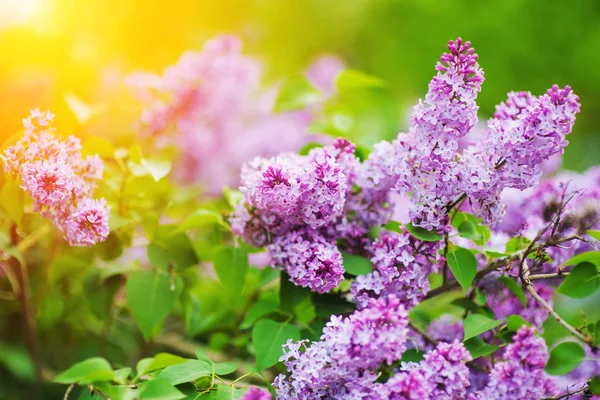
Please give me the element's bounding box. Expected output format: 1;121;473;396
0;0;49;29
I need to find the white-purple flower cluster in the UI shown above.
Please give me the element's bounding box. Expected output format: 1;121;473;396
379;38;581;230
350;229;443;309
231;139;399;293
274;295;473;399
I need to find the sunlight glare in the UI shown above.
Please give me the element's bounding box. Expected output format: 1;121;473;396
0;0;46;29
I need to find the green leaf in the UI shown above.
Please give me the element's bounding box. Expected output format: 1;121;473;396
126;270;183;341
151;225;199;269
464;337;499;359
54;357;114;385
1;176;23;224
177;209;225;232
590;375;600;395
587;230;600;241
298;142;323;156
82;270;121;320
213;384;243;400
563;251;600;268
273;74;321;113
141;157;172;182
498;276;527;307
505;236;531;253
506;315;530;331
241;300;279;329
159;360;213;385
280;272;311;313
463;314;502;341
446;247;477;293
109;214;139;231
82;136;115;159
252;320;300;370
113;367;131;385
545;341;585;375
457;220;481;241
212;361;237;376
0;342;34;381
143;353;189;374
147;243;172;270
223;186;244;209
139;378;186;400
405;222;442;242
335;69;386;92
341;251;372;276
213;247;249;296
383;220;403;234
556;262;600;298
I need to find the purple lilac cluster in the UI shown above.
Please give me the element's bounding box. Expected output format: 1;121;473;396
240;387;271;400
350;229;443;309
480;272;553;329
274;295;472;399
469;326;558;399
498;166;600;272
383;38;580;230
2;109;109;246
232;139;399;293
128;36;343;193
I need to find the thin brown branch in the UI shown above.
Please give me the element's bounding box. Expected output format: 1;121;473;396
63;384;76;400
529;272;569;281
543;383;589;400
520;259;594;348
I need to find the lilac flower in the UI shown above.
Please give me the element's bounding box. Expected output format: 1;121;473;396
481;273;552;329
350;230;442;309
128;36;340;193
274;295;409;398
59;198;110;247
470;326;558;400
268;229;344;293
2;109;109;247
420;340;472;400
375;368;431;400
427;315;464;343
381;38;581;229
240;387;271;400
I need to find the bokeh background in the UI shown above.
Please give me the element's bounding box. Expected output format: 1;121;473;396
1;1;600;398
1;0;599;170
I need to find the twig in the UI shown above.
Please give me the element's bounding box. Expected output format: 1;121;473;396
543;383;588;400
520;259;594;348
408;321;437;347
8;224;42;382
529;272;570;281
63;384;76;400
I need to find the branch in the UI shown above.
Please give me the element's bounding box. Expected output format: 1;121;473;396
543;383;589;400
520;259;595;349
529;272;569;281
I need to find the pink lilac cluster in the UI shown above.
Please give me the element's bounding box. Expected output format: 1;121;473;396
380;38;580;230
274;295;473;399
128;36;343;193
240;387;271;400
469;326;558;399
350;229;443;309
232;139;399;293
2;109;109;246
480;272;553;329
